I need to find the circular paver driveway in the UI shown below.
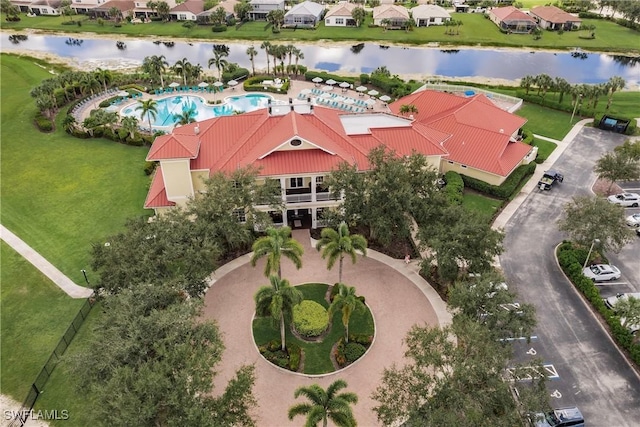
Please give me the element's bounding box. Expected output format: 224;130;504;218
203;230;444;426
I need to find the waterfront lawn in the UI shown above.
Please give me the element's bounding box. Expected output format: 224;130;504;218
0;53;152;285
2;13;639;53
0;242;86;402
253;283;374;375
33;307;103;427
517;103;574;141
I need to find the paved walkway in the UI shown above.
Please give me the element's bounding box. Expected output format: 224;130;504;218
0;225;93;298
203;229;450;426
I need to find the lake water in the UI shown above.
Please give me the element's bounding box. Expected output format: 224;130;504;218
2;33;639;85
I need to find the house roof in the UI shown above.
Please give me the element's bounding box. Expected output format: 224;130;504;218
373;4;409;20
147;133;200;161
286;0;324;17
530;5;581;24
250;0;283;4
325;2;356;18
171;0;204;14
144;170;176;209
490;6;536;23
91;0;135;12
389;90;529;177
410;4;450;19
29;0;62;7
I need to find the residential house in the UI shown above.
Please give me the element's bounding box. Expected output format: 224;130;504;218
410;4;451;27
324;1;356;27
170;0;204;21
488;6;537;33
248;0;284;20
530;5;581;31
11;0;35;12
389;90;535;186
28;0;62;15
144;102;449;227
283;1;324;28
87;0;135;18
67;0;107;13
372;4;409;28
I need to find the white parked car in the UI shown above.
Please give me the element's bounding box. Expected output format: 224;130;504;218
604;292;640;309
582;264;621;282
626;213;640;227
608;192;640;207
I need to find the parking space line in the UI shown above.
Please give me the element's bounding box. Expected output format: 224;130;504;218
594;282;628;286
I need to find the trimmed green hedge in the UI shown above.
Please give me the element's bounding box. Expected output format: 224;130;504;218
444;171;464;205
293;300;329;337
34;112;54;132
243;75;291;94
344;342;367;362
557;241;640;365
222;67;250;83
461;162;536;200
304;71;357;85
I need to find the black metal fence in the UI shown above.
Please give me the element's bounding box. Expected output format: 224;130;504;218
8;297;94;427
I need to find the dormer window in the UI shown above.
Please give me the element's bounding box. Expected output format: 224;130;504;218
290;138;302;147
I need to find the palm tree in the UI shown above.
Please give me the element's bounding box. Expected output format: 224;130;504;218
293;47;304;76
329;284;366;343
316;222;367;285
208;51;229;81
173;57;191;87
260;41;272;75
250;226;303;279
288;380;358;427
254;275;303;351
246;45;258;76
399;104;419;116
173;108;196;125
135;99;158;132
144;55;169;87
120;116;139;139
606;76;626;110
554;77;571;104
94;68;112;92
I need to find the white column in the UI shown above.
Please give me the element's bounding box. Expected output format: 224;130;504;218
311;175;316;202
311;208;317;229
280;178;288;227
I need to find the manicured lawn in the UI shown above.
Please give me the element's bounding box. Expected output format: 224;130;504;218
253;283;374;375
462;192;504;222
0;242;85;402
33;307;103;427
0;53;152;285
532;138;558;163
516;103;575;141
2;13;639;53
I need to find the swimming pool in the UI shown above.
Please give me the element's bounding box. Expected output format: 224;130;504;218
120;93;276;129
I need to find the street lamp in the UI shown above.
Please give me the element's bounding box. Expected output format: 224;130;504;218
583;239;601;269
81;269;90;285
570;94;583;124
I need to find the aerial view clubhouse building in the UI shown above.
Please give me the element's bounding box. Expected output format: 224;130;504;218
145;90;535;228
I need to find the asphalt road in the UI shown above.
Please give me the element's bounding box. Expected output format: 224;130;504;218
500;127;640;426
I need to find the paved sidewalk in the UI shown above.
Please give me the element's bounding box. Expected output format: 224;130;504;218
0;225;93;298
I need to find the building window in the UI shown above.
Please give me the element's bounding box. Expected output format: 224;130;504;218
179;13;187;20
290;177;303;188
336;18;344;24
233;208;246;223
294;16;302;23
315;176;324;184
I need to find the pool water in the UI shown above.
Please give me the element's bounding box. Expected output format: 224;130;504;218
121;93;275;128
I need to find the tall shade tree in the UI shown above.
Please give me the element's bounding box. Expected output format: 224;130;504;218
208;51;229;80
288;380;358;427
120;115;139;140
73;283;257;427
594;148;640;193
94;67;112;92
613;296;640;331
260;41;272;74
246;45;258;76
372;319;549;427
557;195;635;253
352;6;366;27
173;57;192;86
135;99;158;132
329;284;366;343
606;76;626;110
250;226;303;278
316;222;367;285
254;275;303;351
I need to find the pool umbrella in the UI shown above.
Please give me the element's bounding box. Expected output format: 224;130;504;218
368;89;379;97
312;77;323;84
356;86;367;92
326;79;337;86
228;79;239;87
339;81;350;88
198;82;209;88
117;90;130;97
169;82;180;87
379;95;391;102
364;98;376;108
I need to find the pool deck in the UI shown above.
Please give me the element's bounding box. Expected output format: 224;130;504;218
72;78;516;129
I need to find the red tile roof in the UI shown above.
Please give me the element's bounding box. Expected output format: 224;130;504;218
146;132;200;161
171;0;204;14
144;170;176;209
389;90;529;176
530;5;581;24
490;6;536;23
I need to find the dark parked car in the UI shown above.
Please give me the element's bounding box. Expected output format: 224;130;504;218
538;170;564;190
529;407;585;427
